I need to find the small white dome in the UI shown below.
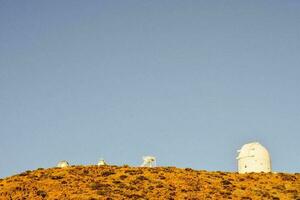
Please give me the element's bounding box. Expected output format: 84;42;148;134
236;142;271;173
97;159;108;166
57;160;69;168
141;156;156;167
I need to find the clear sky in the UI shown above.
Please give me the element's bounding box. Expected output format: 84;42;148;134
1;1;300;178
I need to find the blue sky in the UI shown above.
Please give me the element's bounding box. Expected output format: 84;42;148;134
0;1;300;178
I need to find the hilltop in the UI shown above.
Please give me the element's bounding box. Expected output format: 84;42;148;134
0;166;299;199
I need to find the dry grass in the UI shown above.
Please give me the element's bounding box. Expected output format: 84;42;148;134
0;166;299;199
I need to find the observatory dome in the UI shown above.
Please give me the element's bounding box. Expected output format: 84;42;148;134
141;156;156;167
97;159;108;166
236;142;271;174
57;160;69;168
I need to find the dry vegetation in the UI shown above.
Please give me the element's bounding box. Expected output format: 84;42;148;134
0;166;299;199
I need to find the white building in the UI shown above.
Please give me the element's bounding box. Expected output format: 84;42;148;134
57;160;69;168
141;156;156;167
236;142;271;173
97;159;108;166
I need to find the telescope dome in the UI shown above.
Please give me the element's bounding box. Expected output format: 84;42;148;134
236;142;271;174
57;160;69;168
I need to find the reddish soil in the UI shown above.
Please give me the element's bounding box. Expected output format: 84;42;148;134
0;166;299;199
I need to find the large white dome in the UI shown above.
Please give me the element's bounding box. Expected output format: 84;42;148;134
236;142;271;174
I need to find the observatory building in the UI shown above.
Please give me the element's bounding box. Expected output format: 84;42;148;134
57;160;70;168
141;156;156;167
97;159;108;166
236;142;271;174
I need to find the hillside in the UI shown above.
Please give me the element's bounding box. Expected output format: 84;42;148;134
0;166;299;199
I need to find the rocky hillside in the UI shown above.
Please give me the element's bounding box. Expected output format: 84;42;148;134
0;166;299;199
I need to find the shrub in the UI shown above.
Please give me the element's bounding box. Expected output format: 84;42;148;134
90;182;110;190
136;175;148;181
221;180;232;186
241;197;252;200
119;175;127;180
101;170;115;177
36;190;47;198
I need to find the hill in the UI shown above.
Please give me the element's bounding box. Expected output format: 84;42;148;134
0;166;299;199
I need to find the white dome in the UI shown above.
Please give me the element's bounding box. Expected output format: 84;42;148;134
57;160;69;168
141;156;156;167
236;142;271;173
97;159;108;166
